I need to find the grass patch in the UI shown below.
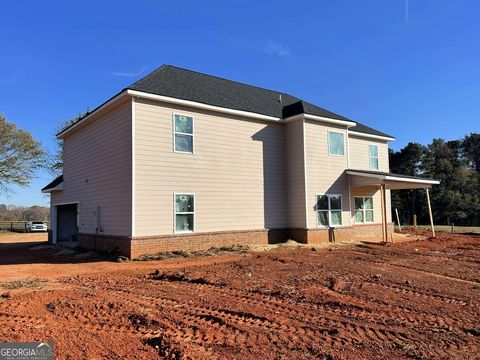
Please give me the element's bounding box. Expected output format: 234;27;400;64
0;277;48;290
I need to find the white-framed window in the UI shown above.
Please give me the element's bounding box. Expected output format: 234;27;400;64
354;196;374;224
173;113;194;153
174;193;195;233
369;144;379;170
316;194;342;227
328;131;345;156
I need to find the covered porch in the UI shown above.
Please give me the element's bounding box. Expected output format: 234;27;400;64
346;169;440;242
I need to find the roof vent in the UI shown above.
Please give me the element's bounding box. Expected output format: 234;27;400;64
278;94;282;103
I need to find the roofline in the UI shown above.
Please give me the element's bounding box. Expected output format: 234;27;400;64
127;89;281;122
346;170;440;185
41;181;64;193
283;113;356;127
56;88;392;140
57;91;129;139
349;130;395;142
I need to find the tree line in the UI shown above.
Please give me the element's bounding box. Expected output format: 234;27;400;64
0;204;50;221
389;133;480;227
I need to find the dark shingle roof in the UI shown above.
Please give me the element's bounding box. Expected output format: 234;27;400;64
349;122;393;139
42;174;63;191
129;65;394;139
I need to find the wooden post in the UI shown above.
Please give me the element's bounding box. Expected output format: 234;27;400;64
426;188;435;238
395;208;402;232
382;185;389;243
380;185;386;242
380;184;389;243
413;215;417;229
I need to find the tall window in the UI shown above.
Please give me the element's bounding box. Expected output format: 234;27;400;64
328;131;345;156
174;114;194;153
369;144;379;170
355;197;374;224
317;194;342;227
175;194;195;232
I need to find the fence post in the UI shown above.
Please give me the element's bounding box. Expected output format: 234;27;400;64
413;215;417;229
10;222;13;231
451;223;454;233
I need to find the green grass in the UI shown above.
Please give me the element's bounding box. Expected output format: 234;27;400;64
0;278;48;290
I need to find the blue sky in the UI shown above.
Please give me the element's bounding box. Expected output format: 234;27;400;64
1;0;479;206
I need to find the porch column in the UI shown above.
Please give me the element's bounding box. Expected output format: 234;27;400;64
426;188;436;238
380;184;388;243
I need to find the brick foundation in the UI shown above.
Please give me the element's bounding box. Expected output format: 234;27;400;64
306;223;395;244
130;229;270;258
77;224;394;259
77;233;132;258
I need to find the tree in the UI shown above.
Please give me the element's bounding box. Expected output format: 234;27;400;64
391;134;480;227
389;143;426;225
0;115;45;193
49;114;86;175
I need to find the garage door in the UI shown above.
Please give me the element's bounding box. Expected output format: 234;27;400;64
57;204;78;242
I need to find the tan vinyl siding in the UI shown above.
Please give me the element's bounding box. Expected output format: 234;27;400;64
348;135;389;172
348;134;391;223
305;120;350;228
51;99;132;236
285;120;306;228
134;98;287;236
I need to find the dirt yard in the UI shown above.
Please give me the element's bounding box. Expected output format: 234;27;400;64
0;232;479;359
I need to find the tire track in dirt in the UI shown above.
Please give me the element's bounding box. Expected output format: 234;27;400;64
113;278;421;353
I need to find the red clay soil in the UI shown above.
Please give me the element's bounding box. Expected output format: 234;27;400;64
0;232;479;359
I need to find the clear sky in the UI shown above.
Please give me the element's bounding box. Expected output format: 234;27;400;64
0;0;479;206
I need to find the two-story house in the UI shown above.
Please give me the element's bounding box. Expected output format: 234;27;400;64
42;65;439;258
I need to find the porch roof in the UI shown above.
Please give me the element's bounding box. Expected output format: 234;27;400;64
346;169;440;190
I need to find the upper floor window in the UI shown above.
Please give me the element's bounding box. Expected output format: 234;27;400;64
174;114;194;153
328;131;345;156
317;194;342;227
174;193;195;232
369;144;379;170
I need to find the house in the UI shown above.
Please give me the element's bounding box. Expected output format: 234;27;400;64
42;65;439;258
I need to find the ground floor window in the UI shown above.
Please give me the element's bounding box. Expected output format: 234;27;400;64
317;194;342;227
174;193;195;232
354;196;374;224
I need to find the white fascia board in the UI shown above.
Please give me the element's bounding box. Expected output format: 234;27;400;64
57;91;129;139
127;89;281;122
283;113;356;127
346;170;440;185
41;182;64;193
348;130;395;142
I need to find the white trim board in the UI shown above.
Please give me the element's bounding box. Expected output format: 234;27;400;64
346;170;440;185
349;131;395;142
128;89;280;122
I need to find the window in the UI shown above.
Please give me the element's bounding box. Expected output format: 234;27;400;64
369;144;379;170
174;194;194;232
328;131;345;156
174;114;194;153
354;197;374;224
316;194;342;227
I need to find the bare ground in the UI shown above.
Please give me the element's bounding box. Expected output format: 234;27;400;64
0;231;479;359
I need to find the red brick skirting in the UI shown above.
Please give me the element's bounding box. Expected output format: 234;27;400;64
77;224;393;259
306;223;395;244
